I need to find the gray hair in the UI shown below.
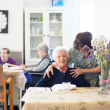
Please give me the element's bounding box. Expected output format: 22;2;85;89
52;46;69;61
37;43;49;53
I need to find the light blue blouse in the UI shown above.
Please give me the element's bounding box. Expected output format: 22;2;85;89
68;47;100;87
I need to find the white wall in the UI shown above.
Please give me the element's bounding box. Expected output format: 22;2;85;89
0;0;23;51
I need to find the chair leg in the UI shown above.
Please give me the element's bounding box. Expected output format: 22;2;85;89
4;101;7;110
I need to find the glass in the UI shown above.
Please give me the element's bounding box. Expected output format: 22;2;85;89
34;18;38;22
51;14;57;22
3;64;8;70
98;63;109;95
30;18;34;22
62;82;71;93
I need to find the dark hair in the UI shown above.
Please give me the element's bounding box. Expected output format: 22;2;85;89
73;32;93;50
1;48;10;54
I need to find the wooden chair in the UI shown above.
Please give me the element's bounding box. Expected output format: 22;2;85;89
0;64;13;110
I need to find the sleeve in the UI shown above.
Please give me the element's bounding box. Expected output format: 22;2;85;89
26;58;50;72
74;74;91;87
68;48;77;66
35;72;53;87
10;58;19;66
26;64;38;67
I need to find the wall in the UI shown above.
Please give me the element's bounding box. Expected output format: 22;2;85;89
0;0;23;64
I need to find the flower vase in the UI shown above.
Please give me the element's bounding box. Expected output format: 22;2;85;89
98;62;110;95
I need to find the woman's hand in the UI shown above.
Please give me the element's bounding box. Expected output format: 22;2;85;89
70;67;83;78
20;64;26;70
43;65;54;78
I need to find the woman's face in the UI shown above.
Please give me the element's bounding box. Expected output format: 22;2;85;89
77;46;84;53
56;50;68;68
37;48;45;59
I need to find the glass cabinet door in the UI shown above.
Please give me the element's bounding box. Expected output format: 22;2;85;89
48;11;63;58
29;12;43;59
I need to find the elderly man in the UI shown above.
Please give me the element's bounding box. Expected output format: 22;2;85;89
36;46;90;87
0;48;19;110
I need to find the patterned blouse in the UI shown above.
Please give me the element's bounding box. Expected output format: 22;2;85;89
68;47;101;87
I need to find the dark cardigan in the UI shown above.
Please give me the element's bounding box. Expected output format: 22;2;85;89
36;68;90;87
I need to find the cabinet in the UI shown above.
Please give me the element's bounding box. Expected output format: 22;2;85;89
25;7;66;65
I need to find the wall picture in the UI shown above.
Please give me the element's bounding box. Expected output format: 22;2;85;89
0;10;8;33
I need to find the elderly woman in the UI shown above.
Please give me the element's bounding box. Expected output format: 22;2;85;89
44;32;101;87
20;43;52;72
36;46;90;87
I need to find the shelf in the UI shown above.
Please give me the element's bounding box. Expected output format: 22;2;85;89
49;35;62;36
30;22;43;23
30;35;43;37
49;22;62;23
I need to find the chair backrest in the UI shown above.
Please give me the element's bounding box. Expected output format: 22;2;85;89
0;64;4;86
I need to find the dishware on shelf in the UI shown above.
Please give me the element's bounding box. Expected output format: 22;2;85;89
31;26;36;35
49;31;54;35
51;14;57;22
40;17;43;22
34;18;38;22
36;28;40;35
30;18;34;22
59;29;62;35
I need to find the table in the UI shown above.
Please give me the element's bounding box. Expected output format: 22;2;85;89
3;69;27;110
22;87;110;110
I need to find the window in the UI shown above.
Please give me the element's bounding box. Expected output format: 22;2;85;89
79;2;96;37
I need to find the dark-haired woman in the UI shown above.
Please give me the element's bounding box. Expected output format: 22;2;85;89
44;32;101;87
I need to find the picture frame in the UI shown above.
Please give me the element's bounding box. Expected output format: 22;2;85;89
52;0;65;6
0;10;8;33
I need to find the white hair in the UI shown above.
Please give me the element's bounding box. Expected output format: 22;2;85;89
52;46;69;61
37;43;49;53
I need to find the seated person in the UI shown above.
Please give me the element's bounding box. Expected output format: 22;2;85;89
0;48;20;110
20;43;53;87
36;46;90;87
0;48;19;67
20;43;52;73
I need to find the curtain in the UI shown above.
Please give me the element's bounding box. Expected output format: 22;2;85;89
96;0;110;41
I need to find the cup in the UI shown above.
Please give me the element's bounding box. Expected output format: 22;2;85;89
3;64;8;70
62;82;71;93
40;17;43;22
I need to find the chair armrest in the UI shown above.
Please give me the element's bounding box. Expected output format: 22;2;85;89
6;77;13;84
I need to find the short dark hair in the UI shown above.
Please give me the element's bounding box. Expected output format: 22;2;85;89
1;48;10;54
73;32;93;50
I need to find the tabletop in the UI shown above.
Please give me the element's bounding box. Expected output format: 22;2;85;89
21;87;110;110
3;69;27;90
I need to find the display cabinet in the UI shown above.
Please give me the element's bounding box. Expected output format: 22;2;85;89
25;7;66;65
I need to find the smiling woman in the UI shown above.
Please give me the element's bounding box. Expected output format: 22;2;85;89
36;46;90;87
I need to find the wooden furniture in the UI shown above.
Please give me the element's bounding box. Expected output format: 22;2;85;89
0;64;13;110
3;68;27;110
25;7;66;65
22;87;110;110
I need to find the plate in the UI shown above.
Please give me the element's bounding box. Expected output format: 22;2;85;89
8;66;20;70
52;84;76;90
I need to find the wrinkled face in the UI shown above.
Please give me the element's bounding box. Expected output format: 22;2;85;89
37;48;45;59
56;50;68;68
1;49;9;61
